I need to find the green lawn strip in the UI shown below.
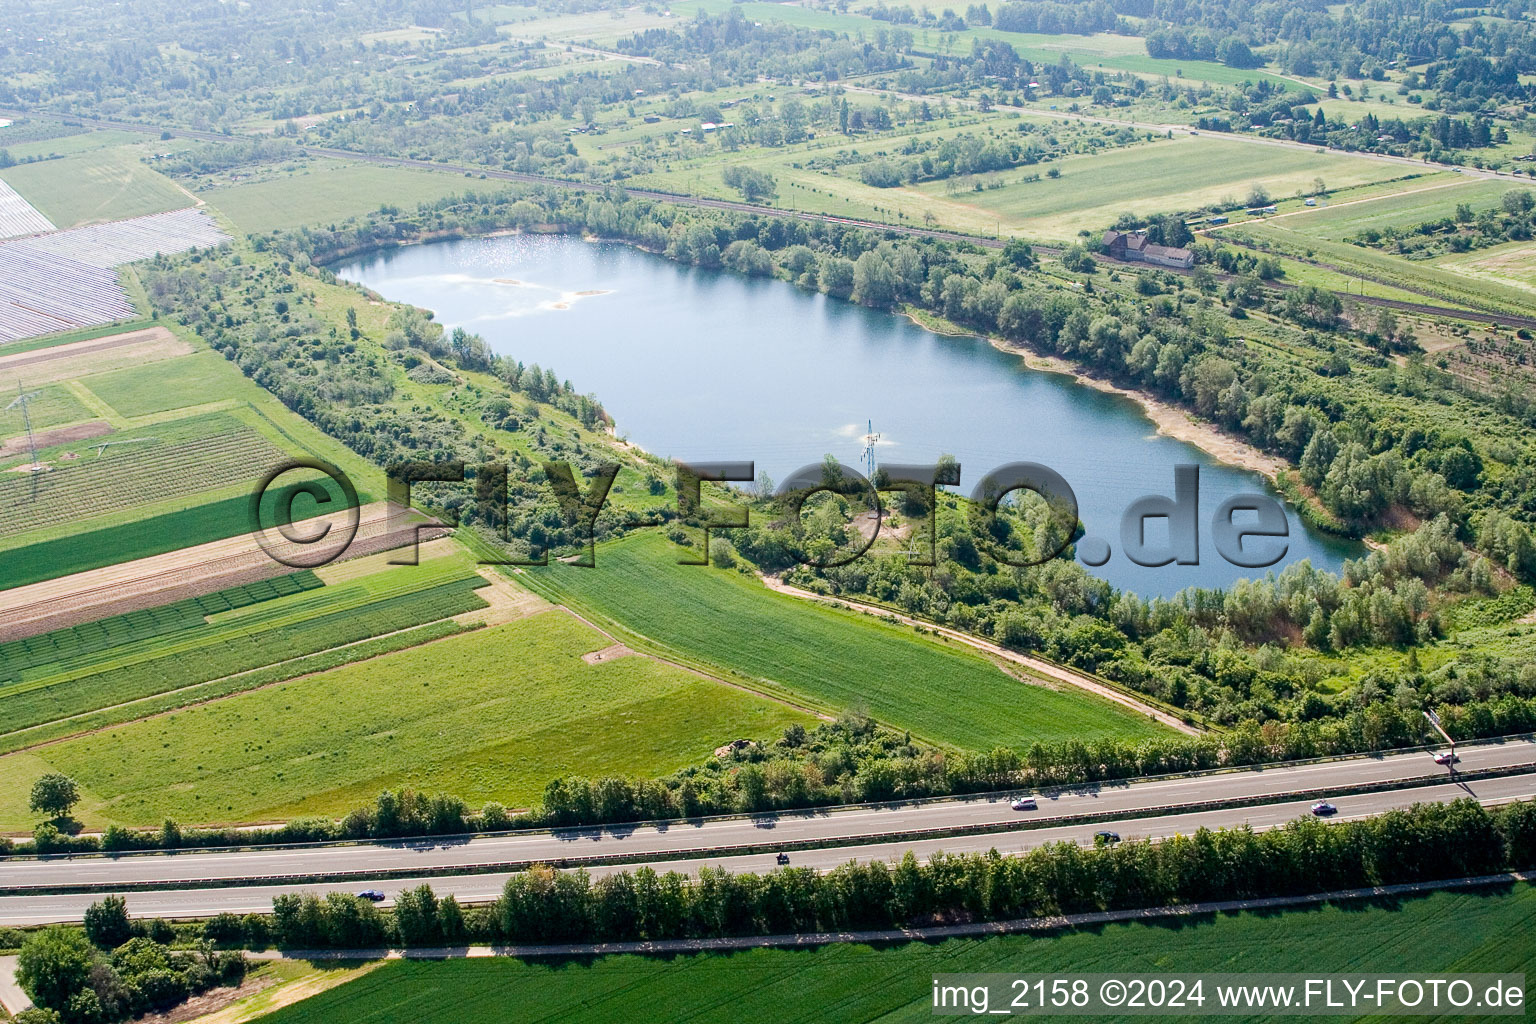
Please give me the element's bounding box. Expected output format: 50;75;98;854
0;571;324;680
523;533;1168;751
0;473;359;591
83;350;256;418
255;884;1536;1024
0;319;160;358
0;612;814;828
0;620;473;758
0;578;492;735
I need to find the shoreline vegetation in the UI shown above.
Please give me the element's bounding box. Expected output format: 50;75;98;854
341;228;1295;492
21;184;1522;849
898;305;1290;481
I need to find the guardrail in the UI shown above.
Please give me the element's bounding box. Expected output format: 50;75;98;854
5;733;1532;866
9;762;1533;899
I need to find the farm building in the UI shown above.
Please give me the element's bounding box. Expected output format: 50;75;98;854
1100;229;1195;270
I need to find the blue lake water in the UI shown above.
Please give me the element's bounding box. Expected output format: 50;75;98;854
338;234;1360;596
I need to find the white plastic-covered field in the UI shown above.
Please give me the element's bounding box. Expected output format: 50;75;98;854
0;178;54;239
0;208;228;343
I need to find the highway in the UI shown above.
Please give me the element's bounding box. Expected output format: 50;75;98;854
4;768;1532;926
8;740;1533;891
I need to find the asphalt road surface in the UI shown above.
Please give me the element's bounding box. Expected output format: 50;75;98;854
3;744;1532;925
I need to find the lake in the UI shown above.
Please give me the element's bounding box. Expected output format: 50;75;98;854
337;233;1359;596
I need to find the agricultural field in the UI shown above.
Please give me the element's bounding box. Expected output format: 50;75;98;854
1262;177;1518;242
0;543;490;744
0;382;92;434
0;412;287;539
201;162;521;235
909;135;1419;241
525;532;1168;750
258;883;1536;1023
1225;220;1536;315
80;349;258;418
0;322;379;589
0;600;814;828
671;0;1291;88
1433;240;1536;296
0;142;193;227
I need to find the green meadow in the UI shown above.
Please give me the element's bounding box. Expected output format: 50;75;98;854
0;143;192;227
0;609;813;827
524;532;1167;750
201;162;519;234
914;135;1415;240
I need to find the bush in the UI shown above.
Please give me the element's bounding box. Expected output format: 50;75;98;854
83;897;133;950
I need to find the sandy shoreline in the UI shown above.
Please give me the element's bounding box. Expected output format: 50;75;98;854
898;308;1287;482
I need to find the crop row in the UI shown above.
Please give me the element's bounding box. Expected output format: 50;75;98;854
0;577;491;732
0;570;324;681
0;620;474;756
0;427;288;537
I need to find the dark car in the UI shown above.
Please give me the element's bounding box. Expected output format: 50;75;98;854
1094;830;1120;844
1311;801;1337;817
775;852;790;865
358;889;386;902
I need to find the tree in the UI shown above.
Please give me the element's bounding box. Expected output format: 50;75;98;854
1216;37;1260;68
852;251;898;307
28;774;79;820
83;896;134;949
1002;238;1035;269
1245;184;1271;207
721;165;776;202
16;927;94;1013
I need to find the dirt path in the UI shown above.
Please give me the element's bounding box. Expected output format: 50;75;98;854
1234;178;1476;225
761;576;1199;735
0;955;29;1016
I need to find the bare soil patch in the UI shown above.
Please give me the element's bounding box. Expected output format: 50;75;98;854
583;641;638;664
0;502;444;642
457;568;550;627
0;329;192;390
0;419;111;459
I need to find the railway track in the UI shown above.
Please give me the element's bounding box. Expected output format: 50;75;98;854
3;108;1527;330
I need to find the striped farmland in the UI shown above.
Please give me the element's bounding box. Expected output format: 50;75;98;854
0;179;53;239
0;208;228;343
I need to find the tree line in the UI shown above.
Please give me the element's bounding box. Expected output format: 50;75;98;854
39;799;1530;959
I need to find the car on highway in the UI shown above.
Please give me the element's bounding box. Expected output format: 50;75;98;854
358;889;386;902
1011;797;1037;811
1311;801;1337;816
1094;830;1120;844
1434;752;1460;766
775;852;790;865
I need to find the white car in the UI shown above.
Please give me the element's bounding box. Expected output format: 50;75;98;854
1434;752;1460;766
1011;797;1037;811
